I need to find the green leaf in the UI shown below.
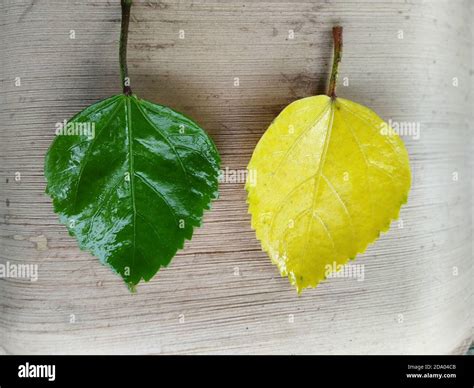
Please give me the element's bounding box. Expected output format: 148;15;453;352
45;94;220;288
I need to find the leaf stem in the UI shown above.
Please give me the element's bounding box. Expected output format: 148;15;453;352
327;26;343;99
120;0;133;95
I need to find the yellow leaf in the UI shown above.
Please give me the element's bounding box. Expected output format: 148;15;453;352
246;95;411;292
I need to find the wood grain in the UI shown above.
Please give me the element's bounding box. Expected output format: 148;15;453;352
0;0;472;354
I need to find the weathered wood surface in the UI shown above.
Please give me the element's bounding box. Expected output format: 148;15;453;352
0;0;472;354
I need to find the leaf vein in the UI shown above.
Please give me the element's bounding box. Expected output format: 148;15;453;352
134;100;189;185
134;172;178;225
71;99;124;210
313;210;337;256
85;176;124;241
321;174;356;242
302;104;335;268
343;116;375;228
269;173;317;239
126;98;137;275
272;102;331;176
339;100;400;156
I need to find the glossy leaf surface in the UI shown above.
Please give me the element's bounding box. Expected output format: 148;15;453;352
246;95;411;292
45;94;220;288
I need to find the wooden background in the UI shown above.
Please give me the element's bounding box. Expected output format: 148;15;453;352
0;0;472;354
